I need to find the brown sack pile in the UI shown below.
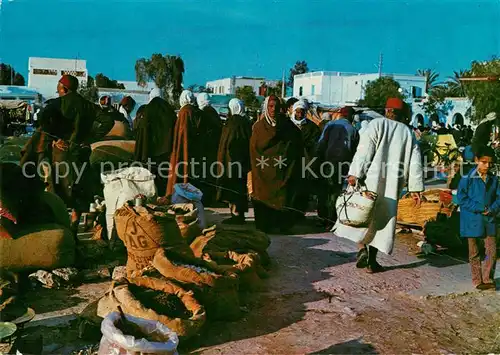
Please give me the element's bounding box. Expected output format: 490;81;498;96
202;251;265;292
152;249;241;321
0;224;75;272
190;225;271;266
114;203;194;277
97;277;205;339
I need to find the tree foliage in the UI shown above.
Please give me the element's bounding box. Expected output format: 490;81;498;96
358;77;404;113
287;60;309;88
135;54;185;106
0;63;25;85
265;80;284;97
416;68;440;93
95;73;125;89
462;58;500;122
78;75;98;102
236;86;259;110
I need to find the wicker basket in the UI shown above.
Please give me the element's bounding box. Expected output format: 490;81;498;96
397;189;456;228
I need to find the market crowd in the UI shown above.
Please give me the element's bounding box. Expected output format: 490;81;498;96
5;74;500;285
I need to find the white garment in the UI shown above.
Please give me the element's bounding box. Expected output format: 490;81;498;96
262;96;276;126
359;120;369;135
197;93;211;110
149;88;161;102
291;100;308;126
179;90;196;107
333;117;424;255
119;106;133;128
228;98;244;116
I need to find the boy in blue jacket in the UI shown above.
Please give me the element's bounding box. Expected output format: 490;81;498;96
457;146;500;290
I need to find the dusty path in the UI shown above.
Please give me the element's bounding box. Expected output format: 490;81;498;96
186;210;500;354
17;208;500;354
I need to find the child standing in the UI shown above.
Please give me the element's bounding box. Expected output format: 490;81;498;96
457;146;500;290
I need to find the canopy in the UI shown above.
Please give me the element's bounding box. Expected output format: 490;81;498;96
0;100;28;110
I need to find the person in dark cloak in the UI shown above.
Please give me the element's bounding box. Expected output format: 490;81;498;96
47;75;96;241
316;106;359;229
134;92;177;193
94;95;131;139
118;96;136;129
472;112;499;154
250;95;305;233
289;100;321;216
166;90;205;196
216;98;252;224
196;93;223;206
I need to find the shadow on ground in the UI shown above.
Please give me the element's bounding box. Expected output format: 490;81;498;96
185;235;355;352
309;338;378;354
20;288;84;314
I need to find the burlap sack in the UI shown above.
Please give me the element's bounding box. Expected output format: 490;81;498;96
190;225;271;266
114;204;194;277
152;249;241;321
0;224;75;272
203;251;263;292
97;277;205;339
168;203;202;244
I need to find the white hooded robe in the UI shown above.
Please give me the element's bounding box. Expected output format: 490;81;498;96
333;117;424;254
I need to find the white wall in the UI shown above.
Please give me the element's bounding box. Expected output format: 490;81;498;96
206;77;279;96
28;57;88;100
206;78;232;95
294;71;428;107
411;97;473;128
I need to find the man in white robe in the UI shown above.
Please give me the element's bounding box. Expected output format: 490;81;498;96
333;97;424;273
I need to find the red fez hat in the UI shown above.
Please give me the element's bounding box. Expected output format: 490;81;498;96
386;97;404;110
58;75;79;91
339;106;354;117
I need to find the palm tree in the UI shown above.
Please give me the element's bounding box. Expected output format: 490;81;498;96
445;70;469;97
417;69;440;93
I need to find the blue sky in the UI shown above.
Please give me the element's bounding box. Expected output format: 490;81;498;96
1;0;499;86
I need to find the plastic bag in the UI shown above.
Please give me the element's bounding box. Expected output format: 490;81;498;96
101;167;157;242
171;184;206;229
98;312;179;355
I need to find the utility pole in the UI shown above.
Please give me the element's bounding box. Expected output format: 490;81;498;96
378;53;383;78
281;69;285;98
10;67;13;85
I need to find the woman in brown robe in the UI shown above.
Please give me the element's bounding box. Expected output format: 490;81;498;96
166;90;205;196
216;98;252;224
250;95;305;233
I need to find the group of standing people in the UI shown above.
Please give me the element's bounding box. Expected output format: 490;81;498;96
21;75;428;275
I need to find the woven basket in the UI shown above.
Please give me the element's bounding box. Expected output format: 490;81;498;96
397;190;456;227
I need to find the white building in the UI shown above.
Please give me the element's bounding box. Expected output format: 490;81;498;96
293;71;427;107
411;97;473;128
206;76;279;96
28;57;88;100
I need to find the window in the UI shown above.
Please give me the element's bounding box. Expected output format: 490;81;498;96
33;68;58;75
299;86;303;96
355;81;358;85
61;70;86;77
412;86;423;98
311;85;315;95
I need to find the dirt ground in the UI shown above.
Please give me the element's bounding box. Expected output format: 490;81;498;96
7;210;500;354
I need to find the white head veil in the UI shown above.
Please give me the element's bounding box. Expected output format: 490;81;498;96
197;93;211;110
263;96;278;127
179;90;196;108
291;100;308;126
229;98;244;116
149;88;161;103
